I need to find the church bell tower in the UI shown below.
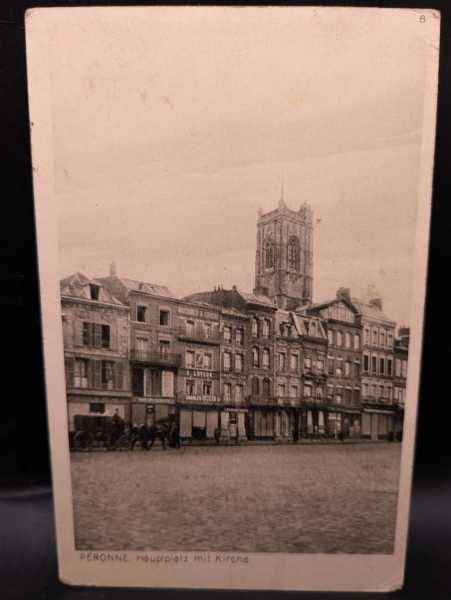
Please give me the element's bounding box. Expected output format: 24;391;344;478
254;190;313;310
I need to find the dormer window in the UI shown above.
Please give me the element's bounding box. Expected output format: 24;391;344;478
89;284;100;300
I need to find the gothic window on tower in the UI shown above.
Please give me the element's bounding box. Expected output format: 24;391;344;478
288;236;300;270
264;240;274;269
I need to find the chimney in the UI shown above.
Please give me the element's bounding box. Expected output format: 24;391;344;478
110;261;117;277
369;297;383;311
336;287;351;303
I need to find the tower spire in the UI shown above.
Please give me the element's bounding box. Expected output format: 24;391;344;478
278;176;286;209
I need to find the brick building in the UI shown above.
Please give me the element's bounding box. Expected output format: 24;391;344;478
308;289;363;438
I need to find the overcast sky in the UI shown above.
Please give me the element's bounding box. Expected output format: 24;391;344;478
51;8;429;326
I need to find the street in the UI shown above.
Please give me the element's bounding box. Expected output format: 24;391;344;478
71;443;400;554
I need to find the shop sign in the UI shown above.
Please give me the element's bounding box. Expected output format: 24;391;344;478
183;395;221;404
181;368;219;380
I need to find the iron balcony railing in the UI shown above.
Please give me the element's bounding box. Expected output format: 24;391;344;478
360;396;393;406
130;349;182;368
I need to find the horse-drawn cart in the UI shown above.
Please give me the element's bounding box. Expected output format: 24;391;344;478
70;414;131;451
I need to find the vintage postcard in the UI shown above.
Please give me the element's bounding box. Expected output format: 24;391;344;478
25;6;439;592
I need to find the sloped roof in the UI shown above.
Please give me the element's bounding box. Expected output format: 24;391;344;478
119;277;175;298
351;298;395;325
239;290;276;308
60;273;124;305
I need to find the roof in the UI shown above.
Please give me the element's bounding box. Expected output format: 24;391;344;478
239;290;276;308
351;299;395;325
119;277;175;298
60;273;124;305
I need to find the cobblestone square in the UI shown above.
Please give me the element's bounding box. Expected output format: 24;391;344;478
71;443;400;554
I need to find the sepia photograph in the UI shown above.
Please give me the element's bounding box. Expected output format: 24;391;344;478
25;5;439;592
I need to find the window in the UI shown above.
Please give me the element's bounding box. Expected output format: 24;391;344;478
235;385;243;403
345;388;352;404
204;322;212;338
344;361;351;377
353;388;360;404
371;384;377;398
203;381;212;396
334;390;343;404
327;329;333;346
354;361;360;377
186;320;195;336
335;364;342;377
101;361;114;390
203;353;212;369
195;353;204;368
316;387;323;400
278;383;286;397
89;284;100;300
388;333;394;348
309;321;317;336
387;387;392;400
236;328;244;345
265;240;274;268
372;329;378;345
288;236;300;270
290;353;298;372
387;358;393;376
262;348;270;369
262;378;271;398
223;352;232;371
185;350;195;368
379;385;384;399
159;340;170;357
304;356;312;370
82;322;110;349
252;347;259;368
363;354;369;373
345;332;351;348
89;402;105;414
354;334;360;350
252;377;260;396
186;380;195;396
327;384;334;399
364;327;370;345
327;357;334;375
159;310;170;326
224;383;231;401
262;319;270;338
223;326;232;343
395;358;401;377
380;330;386;347
336;331;343;347
235;353;243;373
402;360;408;378
371;355;377;375
278;352;286;371
251;318;259;337
137;305;147;323
316;358;324;371
74;358;89;388
379;357;385;375
363;383;369;398
304;384;312;398
290;385;298;398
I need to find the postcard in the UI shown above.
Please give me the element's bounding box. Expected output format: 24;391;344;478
25;6;439;592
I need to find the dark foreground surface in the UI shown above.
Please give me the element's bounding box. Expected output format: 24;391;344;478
71;443;400;553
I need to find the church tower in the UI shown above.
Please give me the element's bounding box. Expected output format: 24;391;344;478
254;190;313;310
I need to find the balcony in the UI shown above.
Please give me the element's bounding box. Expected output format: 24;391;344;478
360;396;393;407
130;349;181;368
176;325;221;345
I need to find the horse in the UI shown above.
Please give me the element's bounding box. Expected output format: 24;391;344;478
131;421;171;451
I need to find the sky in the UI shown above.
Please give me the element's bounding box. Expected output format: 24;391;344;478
50;7;429;326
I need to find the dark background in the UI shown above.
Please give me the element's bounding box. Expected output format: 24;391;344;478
1;1;450;599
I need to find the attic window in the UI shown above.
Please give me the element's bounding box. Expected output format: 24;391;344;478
89;284;100;300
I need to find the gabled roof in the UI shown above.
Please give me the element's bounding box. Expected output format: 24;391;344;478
309;297;359;314
60;273;124;305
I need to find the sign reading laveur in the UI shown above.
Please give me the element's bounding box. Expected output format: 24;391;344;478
180;368;219;380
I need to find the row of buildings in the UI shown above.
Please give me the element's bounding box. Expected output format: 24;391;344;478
62;197;408;442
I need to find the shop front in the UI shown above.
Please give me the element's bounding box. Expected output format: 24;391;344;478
179;404;221;440
67;394;130;432
362;409;395;440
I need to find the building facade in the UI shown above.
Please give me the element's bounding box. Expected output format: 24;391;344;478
61;273;131;432
354;297;397;440
393;328;409;440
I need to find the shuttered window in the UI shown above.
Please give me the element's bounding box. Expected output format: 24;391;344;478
65;357;74;387
81;322;111;349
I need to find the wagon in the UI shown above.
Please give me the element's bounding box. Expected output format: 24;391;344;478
70;414;131;451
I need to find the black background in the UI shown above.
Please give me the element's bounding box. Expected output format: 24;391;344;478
1;1;450;599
